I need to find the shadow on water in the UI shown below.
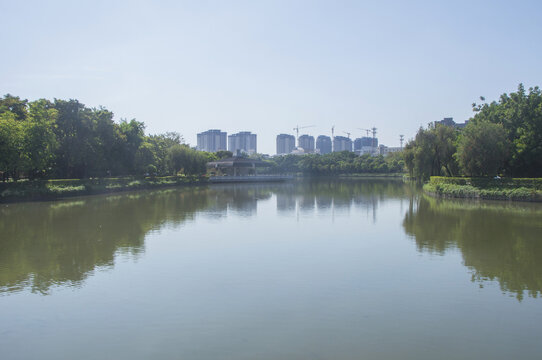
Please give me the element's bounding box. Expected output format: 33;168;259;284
403;194;542;301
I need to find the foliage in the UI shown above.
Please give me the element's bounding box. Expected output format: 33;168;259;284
429;176;542;189
0;111;25;179
24;100;59;178
0;95;211;181
0;97;58;180
455;120;510;176
424;177;542;201
470;84;542;177
266;151;404;175
406;84;542;180
166;145;207;175
215;150;233;159
0;175;207;201
403;124;458;180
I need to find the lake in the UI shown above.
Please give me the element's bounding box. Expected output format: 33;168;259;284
1;178;541;359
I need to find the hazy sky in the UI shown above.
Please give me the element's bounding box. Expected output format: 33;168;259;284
2;0;542;154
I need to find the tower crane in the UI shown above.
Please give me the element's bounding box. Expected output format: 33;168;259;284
371;127;377;148
293;125;315;139
357;128;371;137
343;131;351;139
293;125;315;148
399;135;404;149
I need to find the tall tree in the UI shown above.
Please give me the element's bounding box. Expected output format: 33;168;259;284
456;121;510;177
0;111;25;180
403;124;458;180
24;99;58;178
167;144;206;175
118;119;145;175
471;84;542;177
0;94;28;121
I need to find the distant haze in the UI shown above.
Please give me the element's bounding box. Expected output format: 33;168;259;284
2;0;542;154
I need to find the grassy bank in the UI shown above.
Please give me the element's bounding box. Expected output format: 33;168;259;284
0;175;208;202
424;176;542;202
337;173;405;178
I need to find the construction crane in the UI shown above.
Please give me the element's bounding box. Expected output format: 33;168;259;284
357;128;371;137
399;135;404;149
293;125;315;139
371;127;377;148
343;131;351;139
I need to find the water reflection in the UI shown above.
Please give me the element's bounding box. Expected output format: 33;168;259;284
2;179;540;302
0;179;408;295
276;178;413;215
403;195;542;300
0;188;211;295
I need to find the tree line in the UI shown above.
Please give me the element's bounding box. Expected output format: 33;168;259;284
404;84;542;180
263;151;404;175
0;95;219;180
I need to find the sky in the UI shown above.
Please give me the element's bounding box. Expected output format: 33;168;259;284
2;0;542;154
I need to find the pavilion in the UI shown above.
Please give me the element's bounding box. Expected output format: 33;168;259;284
206;157;267;177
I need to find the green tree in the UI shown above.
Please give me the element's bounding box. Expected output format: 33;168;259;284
0;94;28;121
471;84;542;177
215;150;233;159
167;145;206;175
146;132;183;175
118;119;145;175
23;99;59;178
403;124;458;180
0;111;25;180
53;99;95;178
456;121;509;177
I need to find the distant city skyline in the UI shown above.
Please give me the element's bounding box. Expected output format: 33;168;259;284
2;1;542;154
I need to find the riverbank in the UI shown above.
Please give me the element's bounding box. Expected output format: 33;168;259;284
337;172;405;178
424;176;542;202
0;175;208;203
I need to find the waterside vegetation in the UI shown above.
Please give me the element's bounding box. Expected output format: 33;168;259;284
0;175;207;202
0;95;218;181
263;151;404;176
403;84;542;201
424;176;542;202
404;84;542;180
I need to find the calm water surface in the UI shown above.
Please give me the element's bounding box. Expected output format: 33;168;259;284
1;179;541;359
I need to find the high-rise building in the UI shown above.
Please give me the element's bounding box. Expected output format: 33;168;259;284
354;137;377;148
298;134;315;153
354;136;378;155
228;131;257;154
333;136;352;152
276;134;295;155
197;129;227;152
316;135;332;154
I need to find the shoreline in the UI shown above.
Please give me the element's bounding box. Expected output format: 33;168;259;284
0;176;208;204
423;177;542;203
0;173;407;203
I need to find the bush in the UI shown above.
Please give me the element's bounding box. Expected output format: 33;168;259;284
426;177;542;201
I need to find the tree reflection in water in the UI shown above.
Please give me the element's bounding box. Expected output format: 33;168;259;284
403;195;542;301
0;188;211;295
4;178;539;302
0;179;408;295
